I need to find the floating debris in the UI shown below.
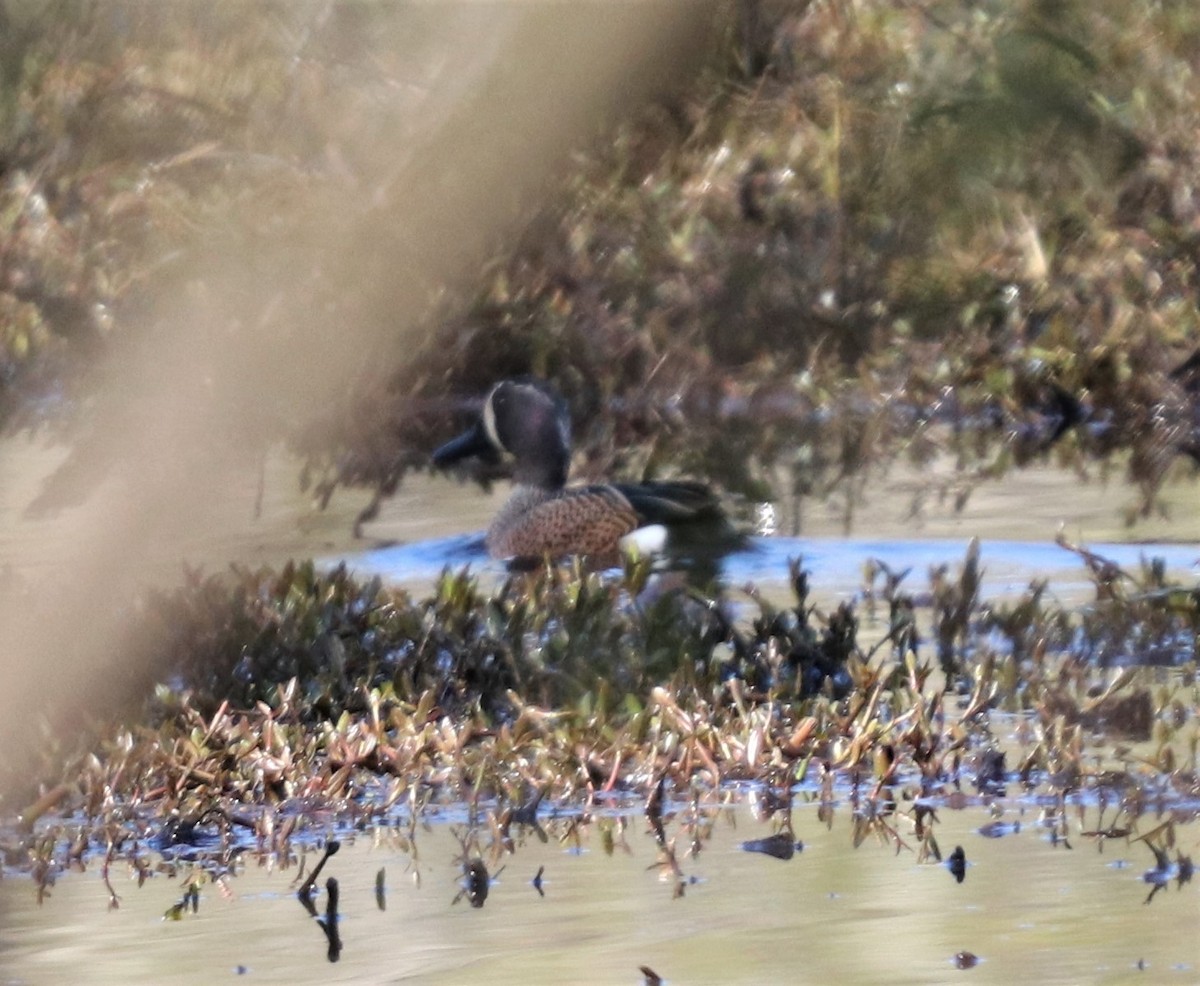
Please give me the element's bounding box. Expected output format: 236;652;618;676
740;833;803;861
455;859;491;909
977;821;1021;840
953;951;980;970
948;846;967;884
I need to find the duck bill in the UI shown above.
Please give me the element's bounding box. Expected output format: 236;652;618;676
432;421;497;468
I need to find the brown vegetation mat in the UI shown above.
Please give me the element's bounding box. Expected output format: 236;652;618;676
2;541;1196;900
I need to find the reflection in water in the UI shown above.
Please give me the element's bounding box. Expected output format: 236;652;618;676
296;872;343;964
297;838;344;959
1140;837;1195;906
375;867;387;911
3;781;1197;984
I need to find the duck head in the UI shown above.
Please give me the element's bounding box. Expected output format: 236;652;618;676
433;379;572;489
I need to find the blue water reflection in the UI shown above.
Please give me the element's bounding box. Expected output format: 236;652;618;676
337;533;1199;600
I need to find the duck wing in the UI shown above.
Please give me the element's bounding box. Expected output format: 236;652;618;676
611;480;723;525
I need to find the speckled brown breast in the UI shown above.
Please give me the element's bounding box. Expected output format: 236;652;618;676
485;484;640;560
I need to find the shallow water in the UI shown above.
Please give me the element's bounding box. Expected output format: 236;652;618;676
3;439;1199;985
340;530;1200;604
4;436;1197;595
1;795;1195;986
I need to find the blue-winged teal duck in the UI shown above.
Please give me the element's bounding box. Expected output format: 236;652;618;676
433;379;723;562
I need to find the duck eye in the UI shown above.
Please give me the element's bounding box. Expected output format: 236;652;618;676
494;384;518;413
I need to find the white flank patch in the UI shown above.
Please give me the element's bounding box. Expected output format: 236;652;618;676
619;524;668;558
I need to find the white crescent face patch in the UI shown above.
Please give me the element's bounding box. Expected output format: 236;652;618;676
483;381;567;461
482;383;503;452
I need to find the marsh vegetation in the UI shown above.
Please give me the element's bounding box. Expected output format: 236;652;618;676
0;3;1197;980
